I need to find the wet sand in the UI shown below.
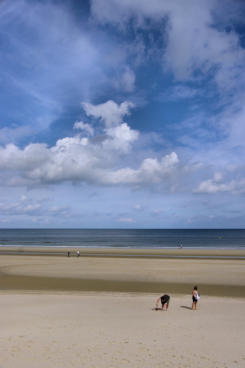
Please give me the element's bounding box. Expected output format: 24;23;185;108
0;248;245;296
1;246;245;258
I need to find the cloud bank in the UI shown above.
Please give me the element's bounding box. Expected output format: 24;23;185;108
0;100;179;188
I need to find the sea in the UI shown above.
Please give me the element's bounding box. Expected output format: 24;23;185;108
0;229;245;249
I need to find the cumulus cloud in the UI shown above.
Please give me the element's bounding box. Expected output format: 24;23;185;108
0;137;178;188
82;100;134;127
103;123;139;153
195;179;235;194
102;152;179;185
195;173;245;194
0;100;179;189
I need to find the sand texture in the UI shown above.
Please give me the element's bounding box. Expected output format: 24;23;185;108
0;249;245;367
0;293;245;368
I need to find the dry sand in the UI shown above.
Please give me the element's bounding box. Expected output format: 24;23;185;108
0;248;245;367
1;293;245;368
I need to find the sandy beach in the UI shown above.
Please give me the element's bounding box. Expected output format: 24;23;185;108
1;248;245;367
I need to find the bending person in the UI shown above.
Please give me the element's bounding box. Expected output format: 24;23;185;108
155;294;170;311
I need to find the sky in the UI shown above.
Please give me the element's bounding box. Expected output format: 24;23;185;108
0;0;245;228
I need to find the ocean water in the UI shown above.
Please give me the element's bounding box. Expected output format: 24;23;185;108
0;229;245;249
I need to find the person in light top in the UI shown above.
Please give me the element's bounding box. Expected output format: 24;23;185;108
192;285;199;310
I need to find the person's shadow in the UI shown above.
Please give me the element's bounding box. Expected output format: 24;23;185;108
180;306;192;310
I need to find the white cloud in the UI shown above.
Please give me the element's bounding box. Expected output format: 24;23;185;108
163;2;244;88
83;100;139;153
104;123;138;153
0;143;50;171
195;174;245;194
91;0;245;91
102;152;179;185
82;100;134;127
0;139;178;188
73;121;94;136
195;179;235;194
0;100;181;189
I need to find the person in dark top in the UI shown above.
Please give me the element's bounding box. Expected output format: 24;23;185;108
155;294;170;311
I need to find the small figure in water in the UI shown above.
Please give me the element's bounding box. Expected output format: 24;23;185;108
179;243;183;249
155;294;170;311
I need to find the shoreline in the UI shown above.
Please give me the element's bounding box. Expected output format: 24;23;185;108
1;246;245;259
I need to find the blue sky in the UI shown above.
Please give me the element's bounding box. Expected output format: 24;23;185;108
0;0;245;228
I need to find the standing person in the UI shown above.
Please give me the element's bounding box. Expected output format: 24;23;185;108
76;250;80;257
155;294;170;311
192;285;199;310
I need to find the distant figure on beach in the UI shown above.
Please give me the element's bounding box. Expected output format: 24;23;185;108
67;251;70;257
155;294;170;311
192;285;200;310
76;250;80;257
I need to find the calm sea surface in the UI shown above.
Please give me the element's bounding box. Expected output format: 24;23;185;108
0;229;245;249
